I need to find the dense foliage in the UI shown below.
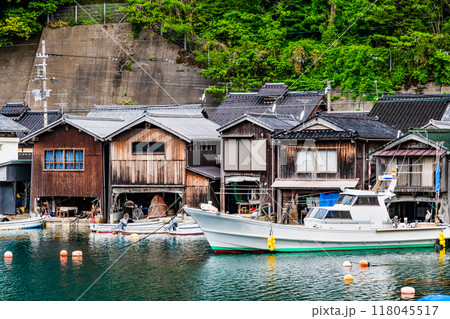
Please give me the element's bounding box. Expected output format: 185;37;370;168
1;1;449;100
123;0;450;99
0;0;72;45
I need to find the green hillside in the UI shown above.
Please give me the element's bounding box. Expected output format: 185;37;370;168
1;0;449;100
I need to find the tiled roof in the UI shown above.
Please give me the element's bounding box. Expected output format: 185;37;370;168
0;102;29;117
319;113;399;139
16;110;62;139
256;83;288;96
64;116;127;140
275;129;354;139
0;114;29;134
275;113;398;140
88;104;206;122
89;104;220;142
209;83;326;126
218;113;298;133
368;94;450;132
186;166;220;180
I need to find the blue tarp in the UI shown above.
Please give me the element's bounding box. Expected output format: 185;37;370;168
319;193;340;207
418;294;450;301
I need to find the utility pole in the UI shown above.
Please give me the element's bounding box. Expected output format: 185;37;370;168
34;40;50;127
326;80;331;113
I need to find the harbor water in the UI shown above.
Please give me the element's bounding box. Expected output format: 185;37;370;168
1;226;449;301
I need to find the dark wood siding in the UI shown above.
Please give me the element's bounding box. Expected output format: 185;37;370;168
185;171;210;208
110;127;186;186
278;140;356;180
32;125;103;199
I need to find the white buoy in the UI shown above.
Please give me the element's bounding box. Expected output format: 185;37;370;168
4;251;13;258
343;261;352;267
72;250;83;257
401;286;415;298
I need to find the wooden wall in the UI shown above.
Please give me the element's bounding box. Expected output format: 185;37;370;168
278;140;356;180
110;127;186;186
221;121;274;186
31;125;104;199
185;170;210;208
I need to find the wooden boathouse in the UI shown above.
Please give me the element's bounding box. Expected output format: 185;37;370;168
273;112;398;223
88;104;220;221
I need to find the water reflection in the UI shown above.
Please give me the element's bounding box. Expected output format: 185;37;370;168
1;227;450;301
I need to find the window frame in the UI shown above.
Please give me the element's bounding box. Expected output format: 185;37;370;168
43;149;85;171
131;141;165;155
296;149;338;173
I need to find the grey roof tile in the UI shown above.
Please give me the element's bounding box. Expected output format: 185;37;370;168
0;114;29;134
209;83;326;126
369;94;450;132
16;110;62;139
0;102;29;117
89;104;220;142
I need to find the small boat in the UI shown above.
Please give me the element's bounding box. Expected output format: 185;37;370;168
168;221;203;236
0;215;47;230
89;220;164;234
183;173;450;254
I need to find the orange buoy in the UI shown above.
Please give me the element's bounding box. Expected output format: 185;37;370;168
72;250;83;257
60;250;68;257
359;260;369;267
344;274;354;282
112;231;116;236
4;251;13;258
343;261;352;267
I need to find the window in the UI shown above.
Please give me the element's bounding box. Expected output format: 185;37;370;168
224;139;267;171
296;149;337;172
132;142;165;155
336;194;356;206
314;208;328;219
394;157;434;188
324;210;352;219
44;150;54;169
44;149;84;170
354;196;379;206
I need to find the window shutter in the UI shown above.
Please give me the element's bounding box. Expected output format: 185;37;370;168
224;139;238;171
238;139;251;170
251;139;267;171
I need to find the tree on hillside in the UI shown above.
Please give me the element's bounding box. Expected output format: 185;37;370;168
0;0;70;46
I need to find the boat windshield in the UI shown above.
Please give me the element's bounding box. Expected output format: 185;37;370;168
314;208;328;219
336;194;356;206
323;210;352;219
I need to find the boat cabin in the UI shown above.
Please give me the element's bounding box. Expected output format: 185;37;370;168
304;190;392;230
273;113;398;224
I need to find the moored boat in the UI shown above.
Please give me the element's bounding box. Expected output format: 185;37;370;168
168;221;203;236
183;173;450;253
89;220;164;234
0;215;47;230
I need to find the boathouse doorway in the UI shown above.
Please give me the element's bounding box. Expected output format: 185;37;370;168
110;188;183;222
36;196;99;218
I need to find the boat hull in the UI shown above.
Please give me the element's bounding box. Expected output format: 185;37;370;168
0;216;47;230
168;222;203;236
184;207;450;254
89;221;165;234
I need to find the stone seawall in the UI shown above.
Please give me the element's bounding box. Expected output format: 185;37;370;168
1;23;215;114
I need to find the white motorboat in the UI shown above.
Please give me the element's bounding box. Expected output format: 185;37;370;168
0;215;47;230
168;221;204;236
89;219;203;235
89;220;165;234
183;173;450;253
